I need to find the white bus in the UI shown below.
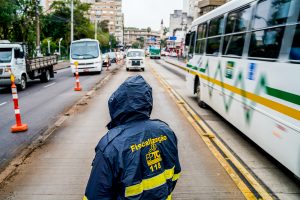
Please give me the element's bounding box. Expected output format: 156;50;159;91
185;0;300;178
70;39;102;74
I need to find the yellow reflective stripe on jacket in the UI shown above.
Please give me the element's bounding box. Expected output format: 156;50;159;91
166;194;172;200
125;167;178;197
172;172;181;181
82;196;88;200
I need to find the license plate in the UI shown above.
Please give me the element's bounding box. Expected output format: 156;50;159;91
132;61;140;66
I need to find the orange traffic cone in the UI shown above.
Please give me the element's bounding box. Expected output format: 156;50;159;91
74;61;82;91
10;72;28;133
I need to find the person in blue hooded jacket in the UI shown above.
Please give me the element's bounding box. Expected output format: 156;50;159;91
83;75;181;200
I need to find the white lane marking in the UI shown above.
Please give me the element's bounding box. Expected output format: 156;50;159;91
0;102;7;106
44;82;56;88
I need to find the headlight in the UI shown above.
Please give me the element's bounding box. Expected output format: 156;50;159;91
5;65;11;72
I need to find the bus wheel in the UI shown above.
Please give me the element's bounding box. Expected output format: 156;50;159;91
196;83;206;108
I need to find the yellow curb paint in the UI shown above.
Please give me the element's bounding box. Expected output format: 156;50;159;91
148;61;274;200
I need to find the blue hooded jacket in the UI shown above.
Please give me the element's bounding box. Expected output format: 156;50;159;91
84;75;181;200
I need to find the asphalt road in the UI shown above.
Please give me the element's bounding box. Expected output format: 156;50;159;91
0;65;116;170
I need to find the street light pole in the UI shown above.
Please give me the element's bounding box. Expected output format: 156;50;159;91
59;38;63;59
95;20;98;40
71;0;74;42
47;39;51;55
35;0;41;57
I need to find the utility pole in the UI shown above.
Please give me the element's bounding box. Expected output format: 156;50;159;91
36;0;41;57
95;20;98;40
58;38;63;59
71;0;74;42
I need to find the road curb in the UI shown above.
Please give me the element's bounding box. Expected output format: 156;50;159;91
0;64;123;187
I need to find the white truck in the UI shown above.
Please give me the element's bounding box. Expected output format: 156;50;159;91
0;41;58;90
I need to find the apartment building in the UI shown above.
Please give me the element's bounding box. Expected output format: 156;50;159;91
198;0;227;16
89;0;124;43
43;0;95;12
185;0;227;20
169;10;193;36
43;0;124;43
124;28;161;47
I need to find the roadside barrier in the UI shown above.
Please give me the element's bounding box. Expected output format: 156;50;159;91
74;61;82;91
10;72;28;133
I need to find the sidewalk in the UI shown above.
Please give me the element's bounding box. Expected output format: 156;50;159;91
163;57;186;68
54;61;70;70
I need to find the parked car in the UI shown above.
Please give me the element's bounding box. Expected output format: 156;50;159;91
170;51;178;57
161;50;169;56
102;53;111;67
126;49;145;71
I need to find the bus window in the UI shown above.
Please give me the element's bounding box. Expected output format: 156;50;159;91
208;16;224;37
249;27;285;59
223;34;245;56
289;25;300;60
253;0;294;30
188;31;196;56
197;23;207;39
223;6;251;56
225;6;251;34
195;23;207;54
207;16;224;55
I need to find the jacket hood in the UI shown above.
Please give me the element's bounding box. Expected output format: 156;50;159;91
107;75;153;129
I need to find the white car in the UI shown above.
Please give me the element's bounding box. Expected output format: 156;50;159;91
126;49;145;71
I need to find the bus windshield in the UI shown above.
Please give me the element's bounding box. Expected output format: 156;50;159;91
71;41;99;60
0;48;12;63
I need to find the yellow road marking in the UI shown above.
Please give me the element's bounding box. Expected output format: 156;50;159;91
149;61;274;200
164;60;300;121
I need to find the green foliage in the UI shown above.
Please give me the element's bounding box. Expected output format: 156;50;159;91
132;42;141;49
147;27;151;33
160;38;167;48
0;0;118;58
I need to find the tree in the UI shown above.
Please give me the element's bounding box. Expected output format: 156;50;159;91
132;42;140;49
163;27;169;36
147;27;151;34
0;0;18;39
99;20;109;33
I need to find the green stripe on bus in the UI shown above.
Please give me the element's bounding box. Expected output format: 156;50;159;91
266;87;300;106
188;62;300;106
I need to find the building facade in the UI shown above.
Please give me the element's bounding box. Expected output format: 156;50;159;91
89;0;124;44
43;0;124;44
185;0;228;20
198;0;226;16
43;0;95;12
169;10;193;37
124;28;161;47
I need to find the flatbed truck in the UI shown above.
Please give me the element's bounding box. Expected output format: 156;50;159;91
0;41;57;90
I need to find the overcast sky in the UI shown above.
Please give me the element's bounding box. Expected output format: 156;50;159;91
123;0;183;31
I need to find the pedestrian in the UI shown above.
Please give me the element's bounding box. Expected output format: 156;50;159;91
83;75;181;200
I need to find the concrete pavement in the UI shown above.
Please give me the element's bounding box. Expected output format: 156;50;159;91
0;61;245;199
0;64;118;173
